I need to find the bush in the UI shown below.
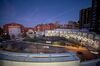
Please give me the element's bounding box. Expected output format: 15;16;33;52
23;37;38;42
52;41;65;46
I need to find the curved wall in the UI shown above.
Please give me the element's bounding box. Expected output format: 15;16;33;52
0;50;79;62
0;60;80;66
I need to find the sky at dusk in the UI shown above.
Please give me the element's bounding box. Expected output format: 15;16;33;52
0;0;92;27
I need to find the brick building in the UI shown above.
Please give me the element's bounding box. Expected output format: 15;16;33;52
3;23;25;39
34;23;57;31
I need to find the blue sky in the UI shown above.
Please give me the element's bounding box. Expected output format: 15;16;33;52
0;0;92;27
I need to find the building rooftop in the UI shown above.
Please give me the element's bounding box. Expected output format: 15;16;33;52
0;41;79;62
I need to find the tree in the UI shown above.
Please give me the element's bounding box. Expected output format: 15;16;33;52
0;27;4;42
0;27;3;36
